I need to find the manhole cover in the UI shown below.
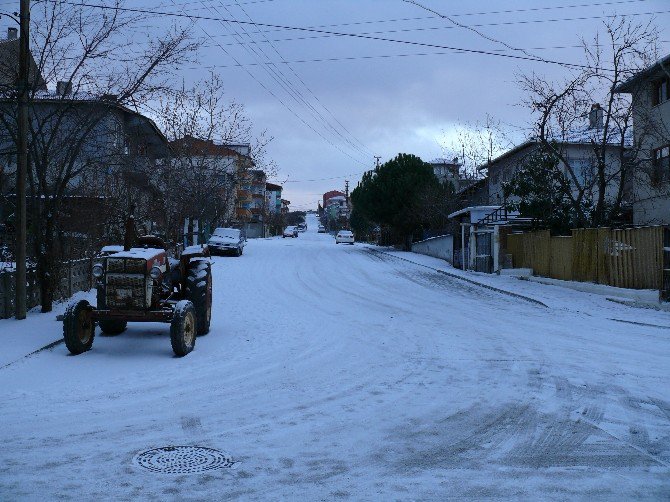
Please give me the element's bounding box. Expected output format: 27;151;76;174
133;446;234;474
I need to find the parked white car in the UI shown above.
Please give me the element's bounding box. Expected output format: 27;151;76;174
335;230;354;244
208;227;245;256
283;226;298;238
318;225;326;233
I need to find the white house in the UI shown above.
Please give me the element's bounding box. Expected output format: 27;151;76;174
484;105;630;216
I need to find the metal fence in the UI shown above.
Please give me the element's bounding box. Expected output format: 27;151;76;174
0;257;94;319
507;226;666;292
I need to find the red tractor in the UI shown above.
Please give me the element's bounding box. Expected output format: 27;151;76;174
62;235;212;357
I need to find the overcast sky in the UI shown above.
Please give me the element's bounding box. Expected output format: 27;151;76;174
53;0;670;209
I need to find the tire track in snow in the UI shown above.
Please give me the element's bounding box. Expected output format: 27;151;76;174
366;247;548;307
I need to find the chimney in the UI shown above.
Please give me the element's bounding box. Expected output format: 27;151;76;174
56;81;72;96
7;27;18;40
589;103;603;130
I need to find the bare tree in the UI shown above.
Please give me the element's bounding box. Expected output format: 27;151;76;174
514;17;662;228
0;0;198;311
154;73;275;241
440;115;513;180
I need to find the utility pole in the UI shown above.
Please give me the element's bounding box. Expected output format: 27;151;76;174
15;0;30;320
344;180;350;230
374;156;381;169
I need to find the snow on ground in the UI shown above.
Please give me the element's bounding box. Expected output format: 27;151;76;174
1;213;669;500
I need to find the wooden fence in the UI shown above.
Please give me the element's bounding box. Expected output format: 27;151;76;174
506;226;666;291
0;257;94;319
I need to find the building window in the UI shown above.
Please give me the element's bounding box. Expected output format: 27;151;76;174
653;145;670;164
652;77;669;106
569;158;595;186
652;145;670;183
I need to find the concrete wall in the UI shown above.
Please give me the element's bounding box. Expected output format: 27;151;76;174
412;235;454;264
245;222;265;239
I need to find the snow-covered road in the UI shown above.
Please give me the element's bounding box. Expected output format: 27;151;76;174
1;213;669;500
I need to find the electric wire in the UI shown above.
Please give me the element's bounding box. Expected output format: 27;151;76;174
42;1;669;72
272;171;370;183
165;0;369;167
402;0;544;62
156;0;654;35
198;1;369;163
229;0;373;157
195;10;670;48
182;41;670;70
211;0;371;158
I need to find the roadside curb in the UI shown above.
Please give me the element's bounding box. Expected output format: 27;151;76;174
0;338;63;370
368;247;548;308
606;297;670;312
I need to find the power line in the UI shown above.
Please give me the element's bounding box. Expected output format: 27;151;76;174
47;1;639;72
182;41;670;70
184;0;277;7
194;9;670;49
199;0;370;163
158;0;654;36
403;0;543;63
228;0;373;157
274;171;369;183
214;0;371;158
165;0;369;167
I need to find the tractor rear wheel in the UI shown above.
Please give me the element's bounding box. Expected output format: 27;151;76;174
63;300;95;355
186;260;212;336
99;320;127;336
170;300;196;357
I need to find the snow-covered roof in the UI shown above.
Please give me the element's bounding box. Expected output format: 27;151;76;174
448;206;501;219
615;52;670;93
429;158;461;166
14;91;169;148
477;125;632;172
557;125;632;147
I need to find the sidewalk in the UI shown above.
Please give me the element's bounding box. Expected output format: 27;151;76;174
366;245;670;327
0;290;94;368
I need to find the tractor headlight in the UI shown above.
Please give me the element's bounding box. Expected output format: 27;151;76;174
92;264;104;278
150;266;162;280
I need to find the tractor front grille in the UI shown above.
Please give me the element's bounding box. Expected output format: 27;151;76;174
107;258;125;273
105;273;148;309
106;257;146;274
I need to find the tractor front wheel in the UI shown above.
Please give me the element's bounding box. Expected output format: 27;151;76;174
170;300;196;357
63;300;95;355
186;260;212;336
